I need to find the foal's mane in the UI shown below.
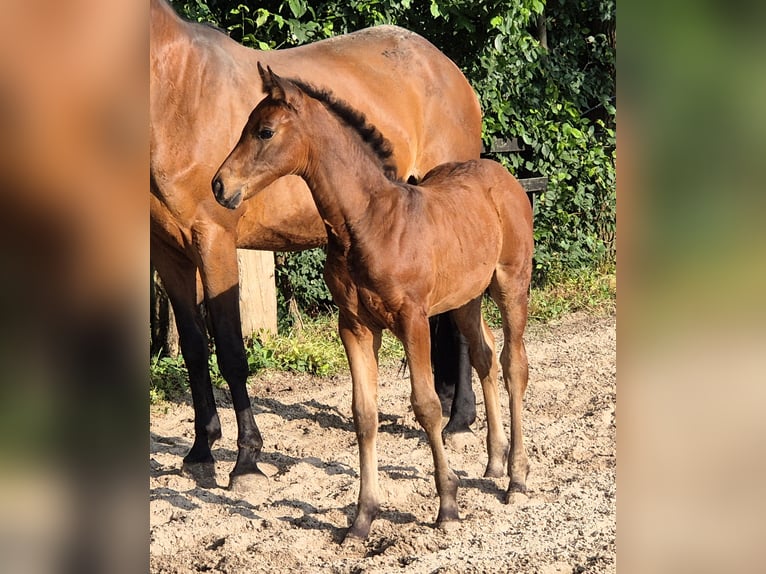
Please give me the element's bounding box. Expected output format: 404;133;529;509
288;78;399;181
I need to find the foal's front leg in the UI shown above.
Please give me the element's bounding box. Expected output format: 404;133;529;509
400;312;460;527
337;312;382;542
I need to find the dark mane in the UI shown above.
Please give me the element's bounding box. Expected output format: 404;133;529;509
289;78;399;181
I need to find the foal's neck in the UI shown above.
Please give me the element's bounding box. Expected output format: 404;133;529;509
299;106;396;248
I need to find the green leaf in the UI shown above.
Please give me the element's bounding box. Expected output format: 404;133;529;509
287;0;306;19
494;34;504;53
255;8;269;27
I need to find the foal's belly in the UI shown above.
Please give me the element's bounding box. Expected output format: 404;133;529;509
427;265;495;316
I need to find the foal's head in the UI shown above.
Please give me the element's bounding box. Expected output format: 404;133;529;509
212;63;397;210
212;63;310;210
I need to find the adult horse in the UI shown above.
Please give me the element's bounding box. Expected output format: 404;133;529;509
150;0;483;489
213;66;533;541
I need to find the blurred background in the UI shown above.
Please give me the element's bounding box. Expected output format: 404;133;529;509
619;0;766;572
0;1;148;572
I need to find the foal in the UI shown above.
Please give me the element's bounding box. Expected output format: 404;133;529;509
214;65;533;541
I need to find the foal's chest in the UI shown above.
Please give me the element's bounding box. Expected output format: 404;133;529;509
324;245;404;330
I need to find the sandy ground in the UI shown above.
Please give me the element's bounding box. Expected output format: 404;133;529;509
150;311;615;573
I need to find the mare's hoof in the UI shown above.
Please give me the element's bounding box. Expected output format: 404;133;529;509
442;429;478;452
183;449;214;465
228;468;270;498
181;462;217;488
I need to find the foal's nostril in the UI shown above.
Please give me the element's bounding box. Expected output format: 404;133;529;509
212;175;224;200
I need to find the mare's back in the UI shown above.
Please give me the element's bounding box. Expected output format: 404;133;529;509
151;19;481;185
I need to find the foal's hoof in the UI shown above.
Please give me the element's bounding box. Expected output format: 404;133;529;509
340;532;367;551
181;462;217;488
483;458;507;479
228;468;270;497
435;501;460;531
435;509;461;533
436;517;461;533
343;516;374;545
504;481;528;504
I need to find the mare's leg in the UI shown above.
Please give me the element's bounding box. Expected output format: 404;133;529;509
194;226;265;488
430;314;477;436
489;267;531;499
400;310;459;527
152;238;221;465
451;298;509;478
337;313;382;542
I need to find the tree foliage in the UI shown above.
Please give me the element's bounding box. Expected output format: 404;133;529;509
170;0;615;317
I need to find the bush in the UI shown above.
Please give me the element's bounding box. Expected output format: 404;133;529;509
274;249;334;331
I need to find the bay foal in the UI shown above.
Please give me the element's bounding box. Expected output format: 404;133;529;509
214;66;533;541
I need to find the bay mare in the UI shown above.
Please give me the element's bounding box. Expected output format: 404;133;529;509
214;67;533;541
150;0;483;488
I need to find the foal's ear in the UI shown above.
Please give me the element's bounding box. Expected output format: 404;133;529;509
257;62;287;102
257;62;303;109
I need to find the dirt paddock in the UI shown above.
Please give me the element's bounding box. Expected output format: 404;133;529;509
150;312;616;573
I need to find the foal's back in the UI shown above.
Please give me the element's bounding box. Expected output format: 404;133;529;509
360;159;532;316
419;159;532;257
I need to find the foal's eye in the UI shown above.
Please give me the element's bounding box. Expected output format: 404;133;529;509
257;128;274;140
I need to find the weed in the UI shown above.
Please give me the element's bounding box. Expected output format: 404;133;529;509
482;264;615;326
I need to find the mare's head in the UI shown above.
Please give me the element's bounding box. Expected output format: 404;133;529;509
212;64;313;210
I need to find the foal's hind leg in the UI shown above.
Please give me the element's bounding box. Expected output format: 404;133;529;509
490;267;531;500
400;311;460;528
450;298;509;478
337;312;383;542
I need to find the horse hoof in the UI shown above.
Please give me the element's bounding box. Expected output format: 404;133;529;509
504;481;528;504
483;464;505;479
340;532;367;550
228;469;270;498
181;462;217;488
437;517;461;533
442;429;477;452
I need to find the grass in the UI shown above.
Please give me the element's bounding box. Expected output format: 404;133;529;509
150;265;615;403
482;264;616;326
150;317;403;404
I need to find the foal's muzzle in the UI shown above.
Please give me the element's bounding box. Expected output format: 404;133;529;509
211;174;242;210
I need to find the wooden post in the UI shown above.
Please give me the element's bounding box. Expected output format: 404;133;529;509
151;251;277;358
237;249;277;337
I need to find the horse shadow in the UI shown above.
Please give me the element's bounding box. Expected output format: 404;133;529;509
150;483;263;520
270;499;418;544
150;431;189;457
251;396;353;432
454;469;508;501
252;395;425;440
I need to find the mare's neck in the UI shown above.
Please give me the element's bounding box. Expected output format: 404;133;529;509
298;109;395;248
150;0;187;49
150;0;245;62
